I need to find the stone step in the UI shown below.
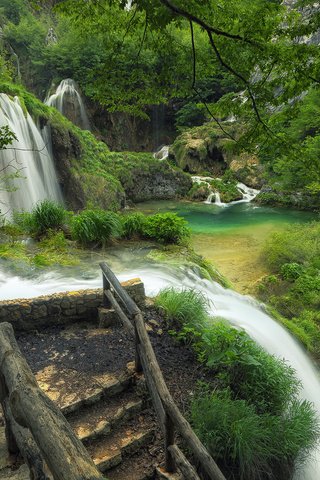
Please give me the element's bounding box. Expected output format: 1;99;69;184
107;447;157;480
68;386;144;442
87;415;155;473
60;370;133;415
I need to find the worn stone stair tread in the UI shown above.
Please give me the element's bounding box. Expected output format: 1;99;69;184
89;418;155;472
56;371;133;415
107;447;157;480
69;389;143;442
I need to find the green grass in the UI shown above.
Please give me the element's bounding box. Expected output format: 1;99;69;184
191;390;319;480
258;221;320;356
155;287;208;330
70;209;122;246
155;287;320;479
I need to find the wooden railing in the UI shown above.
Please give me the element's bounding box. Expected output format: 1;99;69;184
100;262;226;480
0;322;104;480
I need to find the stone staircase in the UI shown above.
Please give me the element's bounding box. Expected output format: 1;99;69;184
0;320;175;480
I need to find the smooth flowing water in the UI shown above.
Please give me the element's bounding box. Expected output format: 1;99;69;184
45;79;90;130
0;93;62;214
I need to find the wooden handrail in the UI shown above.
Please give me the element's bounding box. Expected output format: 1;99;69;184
0;322;104;480
100;262;226;480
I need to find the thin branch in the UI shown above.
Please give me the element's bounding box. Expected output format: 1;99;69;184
189;20;236;141
137;13;148;59
160;0;259;46
207;31;271;131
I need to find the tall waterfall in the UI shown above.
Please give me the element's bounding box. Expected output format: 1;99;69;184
45;79;90;130
0;93;62;215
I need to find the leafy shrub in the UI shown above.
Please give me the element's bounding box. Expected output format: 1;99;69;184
71;209;122;246
121;212;146;239
194;321;298;415
187;182;210;201
12;211;37;234
280;262;303;280
155;288;319;477
155;287;208;333
191;390;319;480
144;212;190;244
263;222;320;272
31;200;67;236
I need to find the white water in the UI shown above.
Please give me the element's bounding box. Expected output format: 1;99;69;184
0;94;62;215
0;262;319;476
154;145;169;161
192;175;259;206
45;79;90;130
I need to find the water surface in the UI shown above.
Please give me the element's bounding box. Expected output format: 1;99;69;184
137;201;317;291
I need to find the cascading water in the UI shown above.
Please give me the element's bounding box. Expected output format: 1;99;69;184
192;175;259;206
153;145;169;161
0;93;62;214
45;79;90;130
0;260;319;478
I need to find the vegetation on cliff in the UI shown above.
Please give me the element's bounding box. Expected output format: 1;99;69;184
155;288;320;480
258;222;320;356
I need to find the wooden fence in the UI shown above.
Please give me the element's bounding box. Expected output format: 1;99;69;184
100;262;226;480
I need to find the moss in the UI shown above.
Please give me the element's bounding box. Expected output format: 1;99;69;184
170;122;237;174
0;232;80;269
187;182;210;201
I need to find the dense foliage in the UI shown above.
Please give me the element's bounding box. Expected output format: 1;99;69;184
155;287;320;479
259;222;320;355
70;209;122;246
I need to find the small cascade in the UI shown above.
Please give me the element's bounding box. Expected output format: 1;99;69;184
45;79;90;130
192;175;259;207
236;182;260;203
153;145;169;161
204;192;216;204
0;93;62;215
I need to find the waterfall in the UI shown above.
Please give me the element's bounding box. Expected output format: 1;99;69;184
45;79;90;130
154;145;169;161
192;175;259;206
0;93;62;215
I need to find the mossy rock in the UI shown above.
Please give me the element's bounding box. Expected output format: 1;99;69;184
255;188;320;211
170;123;237;175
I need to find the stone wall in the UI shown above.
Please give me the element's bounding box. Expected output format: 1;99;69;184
0;278;145;332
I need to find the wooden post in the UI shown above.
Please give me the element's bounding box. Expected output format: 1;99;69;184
134;315;143;373
0;323;104;480
165;413;175;472
102;271;111;308
0;373;18;455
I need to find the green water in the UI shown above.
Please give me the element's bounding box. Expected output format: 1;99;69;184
137;200;318;291
137;200;317;234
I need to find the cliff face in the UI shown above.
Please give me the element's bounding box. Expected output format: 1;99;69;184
50;126;86;211
89;103;176;152
49;120;191;211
